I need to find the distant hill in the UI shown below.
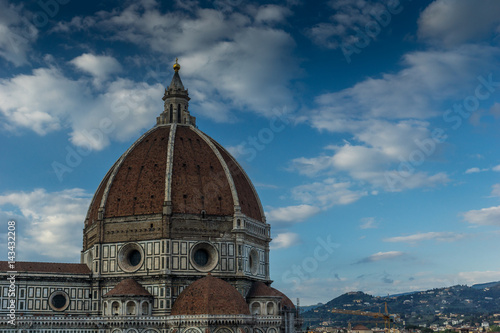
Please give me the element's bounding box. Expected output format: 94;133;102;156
300;303;324;313
471;281;500;289
301;283;500;328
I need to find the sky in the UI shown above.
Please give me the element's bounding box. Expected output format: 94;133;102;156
1;0;500;306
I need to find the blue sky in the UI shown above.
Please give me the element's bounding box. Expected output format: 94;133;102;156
1;0;500;305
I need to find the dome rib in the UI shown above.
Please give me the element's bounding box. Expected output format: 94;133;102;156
210;139;265;222
164;123;177;204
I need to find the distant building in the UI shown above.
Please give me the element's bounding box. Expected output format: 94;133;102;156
352;324;372;333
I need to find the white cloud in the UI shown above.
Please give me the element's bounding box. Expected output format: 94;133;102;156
290;121;450;192
463;205;500;226
465;167;482;174
254;5;292;24
271;232;300;250
306;0;390;49
265;204;320;225
0;67;78;135
384;232;465;244
0;188;90;261
457;270;500;285
0;65;163;150
356;251;405;264
0;0;38;66
312;45;500;125
55;1;299;121
291;178;366;208
296;45;500;193
492;165;500;172
360;217;377;229
418;0;500;47
491;184;500;197
70;54;122;80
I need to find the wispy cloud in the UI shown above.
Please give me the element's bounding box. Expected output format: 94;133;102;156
465;167;487;174
356;251;406;264
384;232;465;244
418;0;500;47
265;204;320;225
0;0;39;66
360;217;378;229
306;0;392;50
271;232;300;250
291;178;367;208
491;184;500;197
457;270;500;285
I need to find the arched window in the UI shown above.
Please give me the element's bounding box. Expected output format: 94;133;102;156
177;104;181;122
251;302;261;315
169;104;173;123
141;301;149;315
112;301;120;316
103;301;108;316
126;301;136;315
267;302;275;315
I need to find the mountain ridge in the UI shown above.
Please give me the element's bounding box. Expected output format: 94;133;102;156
301;281;500;328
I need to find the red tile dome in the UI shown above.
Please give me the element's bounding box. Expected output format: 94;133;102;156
84;124;265;240
247;281;296;310
171;274;251;315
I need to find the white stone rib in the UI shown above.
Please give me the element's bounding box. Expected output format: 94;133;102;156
210;139;266;222
164;123;177;203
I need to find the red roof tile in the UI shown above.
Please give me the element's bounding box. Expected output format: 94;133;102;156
171;275;250;315
247;281;295;310
0;261;91;274
104;278;152;297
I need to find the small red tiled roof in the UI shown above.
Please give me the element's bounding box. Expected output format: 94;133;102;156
171;274;250;315
353;325;371;331
247;281;279;298
0;261;91;274
247;281;296;310
104;279;152;297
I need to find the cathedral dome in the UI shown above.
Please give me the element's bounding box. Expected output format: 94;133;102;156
171;274;251;315
85;123;264;225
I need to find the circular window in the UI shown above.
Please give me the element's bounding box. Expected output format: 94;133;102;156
128;249;141;266
49;291;70;311
194;248;209;266
118;243;144;272
190;242;218;272
249;249;259;275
